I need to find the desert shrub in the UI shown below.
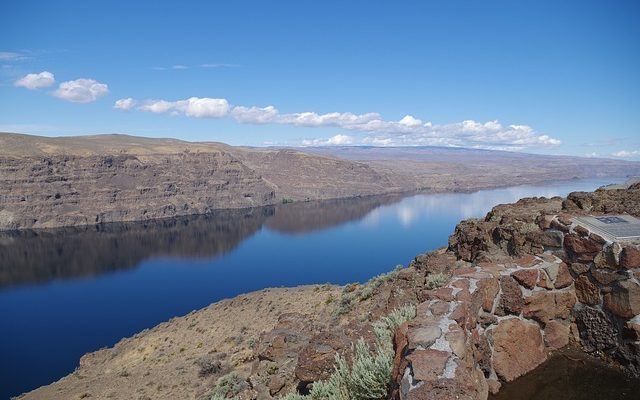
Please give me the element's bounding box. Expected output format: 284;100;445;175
425;272;450;289
209;372;245;399
195;355;222;377
334;294;353;316
281;304;416;400
520;222;540;234
357;266;404;301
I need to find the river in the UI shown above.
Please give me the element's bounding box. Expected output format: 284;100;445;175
0;178;624;398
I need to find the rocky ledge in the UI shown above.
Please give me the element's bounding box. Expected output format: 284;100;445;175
18;184;640;400
394;182;640;399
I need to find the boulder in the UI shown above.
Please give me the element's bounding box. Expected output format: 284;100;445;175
620;246;640;269
575;275;600;306
554;262;573;289
543;320;570;350
603;281;640;319
496;275;524;316
491;318;547;382
406;349;450;381
511;268;538;289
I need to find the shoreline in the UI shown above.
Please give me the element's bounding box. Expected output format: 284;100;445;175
1;175;631;233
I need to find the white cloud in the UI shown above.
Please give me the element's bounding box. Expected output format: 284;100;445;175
399;115;423;127
302;134;354;146
14;71;55;89
611;150;640;158
231;105;279;123
114;98;136;110
139;97;230;118
172;65;188;70
53;78;109;103
121;95;561;149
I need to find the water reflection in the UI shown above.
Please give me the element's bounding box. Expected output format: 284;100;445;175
0;194;404;288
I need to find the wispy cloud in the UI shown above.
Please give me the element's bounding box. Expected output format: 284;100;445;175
114;97;136;110
0;51;30;61
116;96;561;150
152;63;239;70
200;63;239;68
611;150;640;158
14;71;55;89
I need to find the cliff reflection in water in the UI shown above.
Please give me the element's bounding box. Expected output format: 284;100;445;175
0;194;404;288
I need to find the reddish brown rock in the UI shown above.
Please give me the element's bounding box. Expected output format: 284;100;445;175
513;254;539;268
430;300;450;316
268;377;285;396
421;287;455;302
620;246;640;269
406;349;450;381
574;225;590;237
570;262;590;275
512;269;538;289
497;275;524;315
591;269;625;285
555;292;577;319
603;281;640;319
407;324;442;350
451;279;469;291
564;233;602;257
589;232;607;244
575;275;600;305
491;318;547;382
446;324;467;359
537;270;554;290
476;277;499;313
392;322;410;388
523;291;575;322
554;262;573;289
544;320;570;350
523;291;556;322
295;332;348;382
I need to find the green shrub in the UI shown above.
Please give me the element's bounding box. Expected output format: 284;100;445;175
334;294;353;316
209;372;245;399
425;272;450;289
281;304;416;400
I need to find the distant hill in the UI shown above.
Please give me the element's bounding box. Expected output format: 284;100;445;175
1;132;639;230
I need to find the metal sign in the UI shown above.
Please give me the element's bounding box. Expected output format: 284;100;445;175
574;215;640;242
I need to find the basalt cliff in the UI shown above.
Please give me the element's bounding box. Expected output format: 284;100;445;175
18;183;640;400
2;132;640;230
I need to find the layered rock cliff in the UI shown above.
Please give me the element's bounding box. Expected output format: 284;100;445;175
3;132;640;230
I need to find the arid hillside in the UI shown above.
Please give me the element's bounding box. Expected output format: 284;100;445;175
2;132;640;230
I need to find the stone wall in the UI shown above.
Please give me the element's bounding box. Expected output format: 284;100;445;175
393;186;640;399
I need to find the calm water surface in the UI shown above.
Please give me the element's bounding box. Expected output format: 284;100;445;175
0;178;625;398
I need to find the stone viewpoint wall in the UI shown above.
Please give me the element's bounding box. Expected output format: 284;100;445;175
393;184;640;400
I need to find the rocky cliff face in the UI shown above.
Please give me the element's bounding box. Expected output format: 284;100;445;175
0;152;276;229
391;184;640;400
4;132;640;230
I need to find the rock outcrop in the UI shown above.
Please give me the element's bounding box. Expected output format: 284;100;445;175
394;184;640;399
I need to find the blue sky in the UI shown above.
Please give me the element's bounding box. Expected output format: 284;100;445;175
1;0;639;158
